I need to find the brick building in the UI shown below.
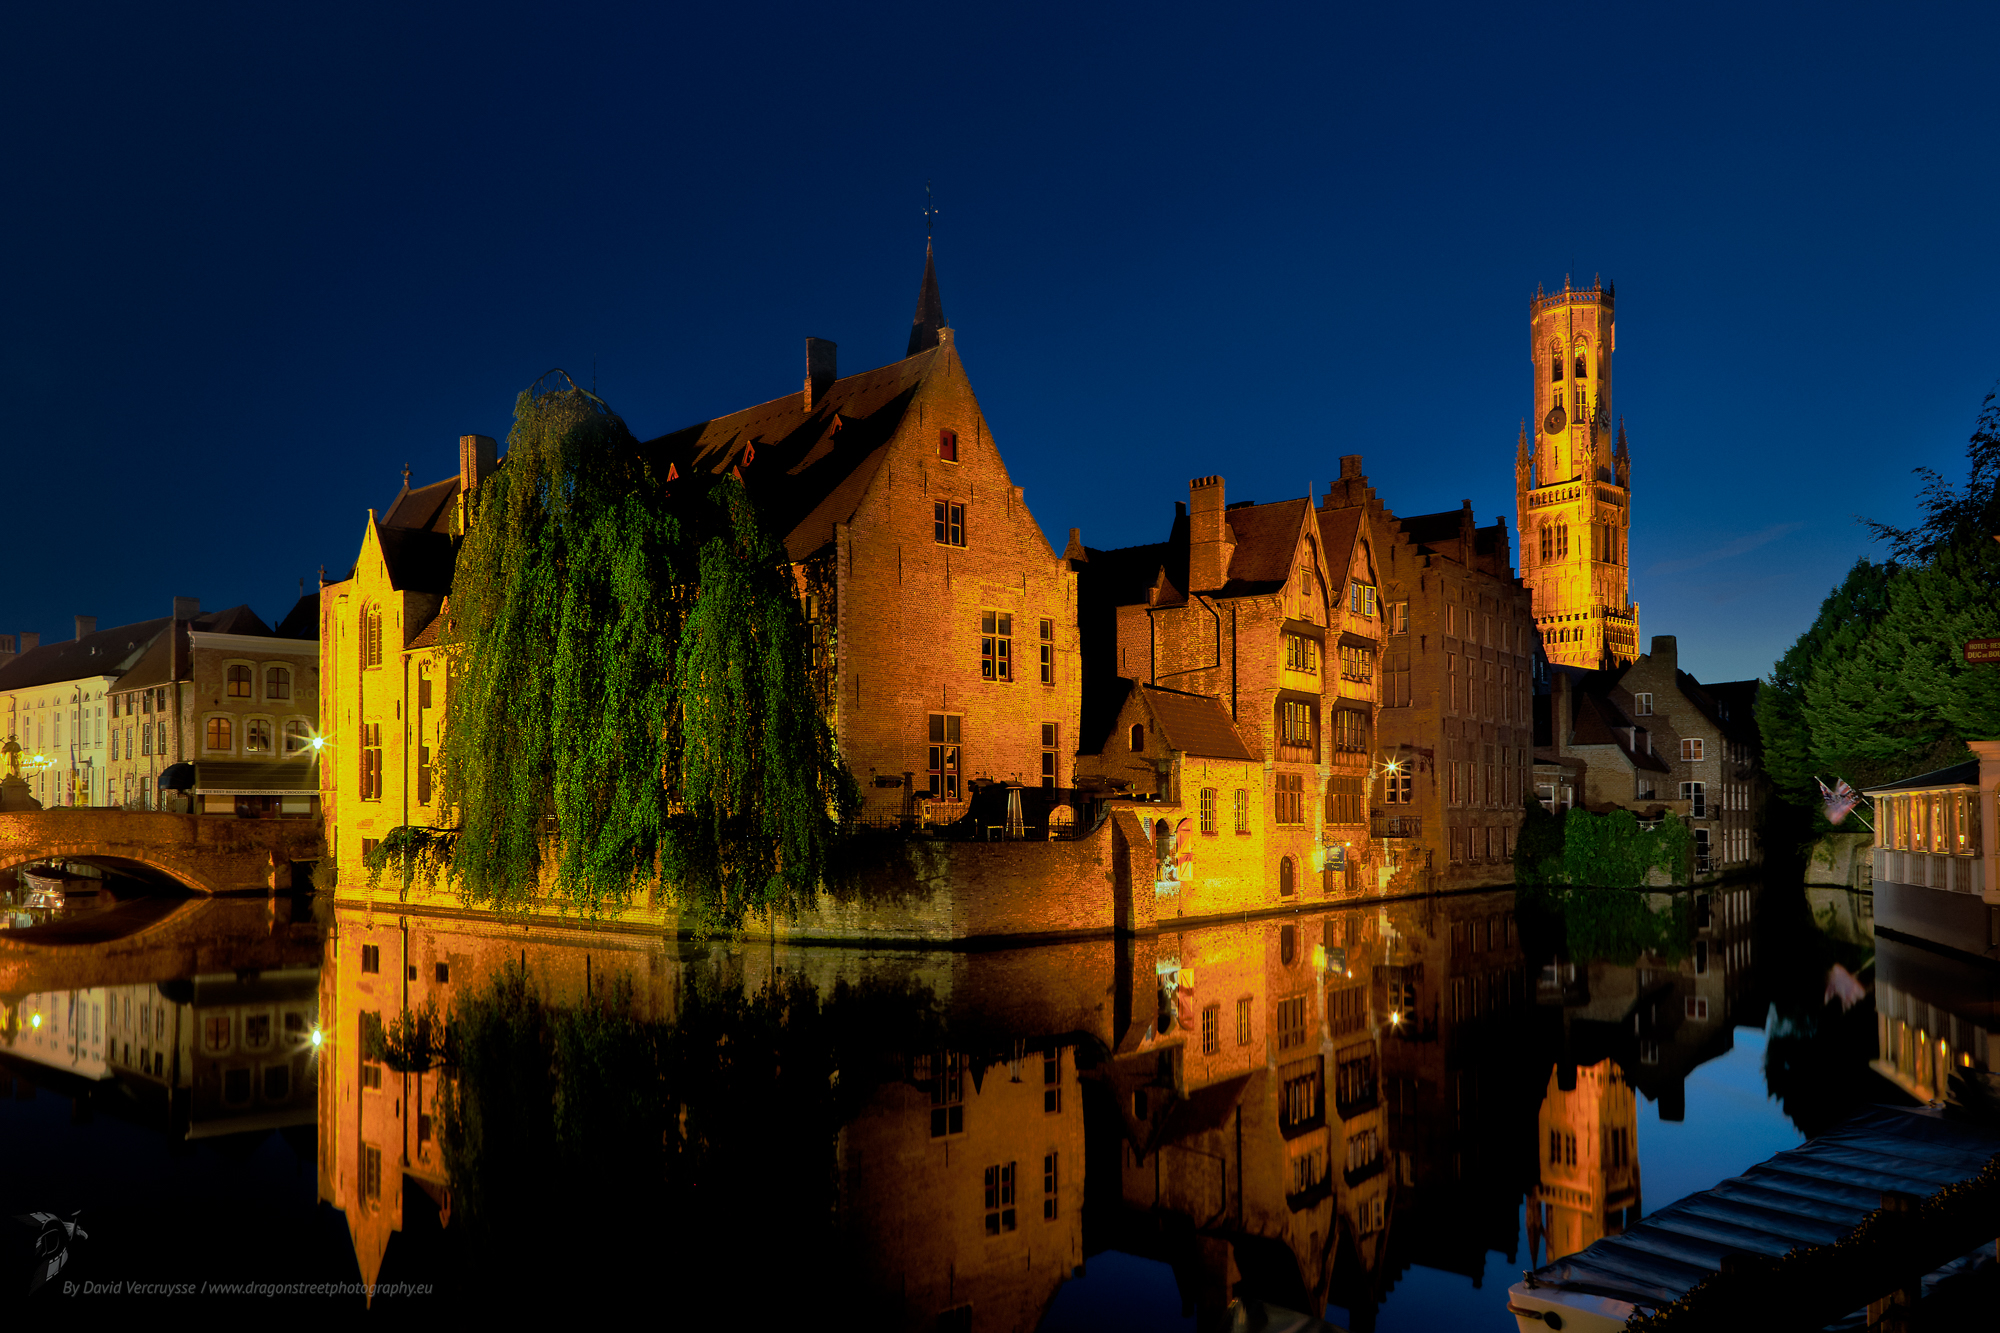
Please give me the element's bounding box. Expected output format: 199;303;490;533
1515;278;1640;669
1532;636;1766;881
1323;459;1537;892
1078;471;1385;905
641;244;1080;822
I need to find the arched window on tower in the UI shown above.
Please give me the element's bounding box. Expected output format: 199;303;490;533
1550;345;1564;382
1574;342;1589;379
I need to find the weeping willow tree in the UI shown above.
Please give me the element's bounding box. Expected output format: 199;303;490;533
417;373;855;928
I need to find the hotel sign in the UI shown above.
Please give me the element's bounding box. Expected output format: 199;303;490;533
1964;638;2000;663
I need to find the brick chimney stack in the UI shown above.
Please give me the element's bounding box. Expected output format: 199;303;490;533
804;338;837;411
74;616;96;640
20;632;40;652
172;597;200;621
0;633;15;669
1650;635;1678;672
459;434;498;492
1188;476;1234;592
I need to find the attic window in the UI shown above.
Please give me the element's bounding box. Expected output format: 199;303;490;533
1633;692;1652;716
1129;724;1144;753
939;428;958;462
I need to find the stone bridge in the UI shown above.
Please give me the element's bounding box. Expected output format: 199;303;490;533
0;810;322;895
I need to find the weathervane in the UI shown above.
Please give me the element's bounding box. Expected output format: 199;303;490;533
924;180;939;239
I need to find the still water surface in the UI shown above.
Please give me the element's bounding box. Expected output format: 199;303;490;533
0;876;1890;1323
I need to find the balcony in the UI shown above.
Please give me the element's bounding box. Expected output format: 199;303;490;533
1370;814;1420;839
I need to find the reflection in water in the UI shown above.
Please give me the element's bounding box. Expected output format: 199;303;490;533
0;877;1881;1321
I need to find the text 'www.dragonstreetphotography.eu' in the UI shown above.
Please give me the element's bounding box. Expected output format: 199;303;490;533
63;1280;433;1297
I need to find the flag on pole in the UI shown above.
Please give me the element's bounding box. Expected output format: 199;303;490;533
1818;777;1858;825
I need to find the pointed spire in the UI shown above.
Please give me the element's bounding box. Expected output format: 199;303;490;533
906;239;946;357
1615;417;1629;456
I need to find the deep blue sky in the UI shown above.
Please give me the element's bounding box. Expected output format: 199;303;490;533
6;2;1997;684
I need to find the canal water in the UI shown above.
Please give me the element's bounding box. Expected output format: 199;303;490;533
0;876;1900;1324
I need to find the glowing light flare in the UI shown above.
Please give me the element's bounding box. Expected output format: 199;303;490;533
310;1027;323;1048
30;1013;42;1029
1389;1010;1403;1027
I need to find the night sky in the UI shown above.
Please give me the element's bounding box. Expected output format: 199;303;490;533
6;2;1996;685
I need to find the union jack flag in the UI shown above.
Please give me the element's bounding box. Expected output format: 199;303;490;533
1818;777;1858;825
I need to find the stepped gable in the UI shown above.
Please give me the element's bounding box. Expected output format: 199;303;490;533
640;347;940;563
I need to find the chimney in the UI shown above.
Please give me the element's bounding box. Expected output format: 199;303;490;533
173;596;200;621
1650;635;1677;672
21;631;40;652
459;434;498;492
1325;455;1375;510
0;633;14;669
804;338;837;411
74;616;96;640
1188;476;1234;592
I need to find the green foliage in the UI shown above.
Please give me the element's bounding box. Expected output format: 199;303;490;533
433;962;949;1312
1559;888;1689;965
1764;388;2000;819
361;825;458;893
435;377;856;927
1514;803;1691;888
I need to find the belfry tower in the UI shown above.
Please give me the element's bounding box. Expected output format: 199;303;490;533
1515;278;1639;668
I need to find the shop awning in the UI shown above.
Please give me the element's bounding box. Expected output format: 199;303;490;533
192;760;317;796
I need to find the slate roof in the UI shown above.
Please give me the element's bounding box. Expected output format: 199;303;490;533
1142;685;1260;761
641;347;940;563
0;618;170;691
111;629;180;694
408;599;448;649
273;594;319;641
1315;506;1364;577
1566;680;1670;772
1522;1105;2000;1313
377;526;457;595
1218;498;1310;594
381;476;460;534
1865;759;1982;794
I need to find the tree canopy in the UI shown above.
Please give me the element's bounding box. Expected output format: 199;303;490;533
410;375;855;928
1759;386;2000;815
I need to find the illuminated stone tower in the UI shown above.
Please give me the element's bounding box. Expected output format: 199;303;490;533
1515;278;1639;667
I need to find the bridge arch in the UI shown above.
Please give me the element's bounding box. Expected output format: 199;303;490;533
0;810;321;896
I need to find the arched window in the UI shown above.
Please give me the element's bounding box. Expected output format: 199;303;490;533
1281;924;1297;964
1279;856;1296;897
206;716;233;751
1574;342;1589;379
1129;723;1145;752
1550;345;1564;382
266;666;292;701
360;604;383;669
226;665;252;698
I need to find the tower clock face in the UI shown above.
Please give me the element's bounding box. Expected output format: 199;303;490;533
1543;405;1567;435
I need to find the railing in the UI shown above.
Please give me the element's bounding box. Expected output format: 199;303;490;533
1370;814;1420;839
1874;848;1986;894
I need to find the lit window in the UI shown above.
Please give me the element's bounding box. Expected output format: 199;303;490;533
284;720;311;755
1348;582;1377;617
1681;738;1704;762
1235;996;1252;1045
980;611;1012;681
244;719;272;753
1039;723;1057;790
226;665;252;698
1275;776;1305;826
205;716;233;751
1233;788;1249;833
927;714;962;800
1285;633;1319;673
1039;619;1055;684
933;501;965;547
1200;787;1217;833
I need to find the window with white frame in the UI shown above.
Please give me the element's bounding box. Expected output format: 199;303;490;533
1633;692;1652;715
1681;738;1704;762
1681;781;1706;818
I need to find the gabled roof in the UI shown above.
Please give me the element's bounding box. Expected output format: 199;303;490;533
0;605;264;693
1315;505;1365;577
273;594;319;641
381;476;460;534
377;525;457;595
1568;686;1670;772
641;347;941;563
112;628;180;693
1141;684;1260;761
408;598;448;649
0;617;171;691
1219;498;1311;594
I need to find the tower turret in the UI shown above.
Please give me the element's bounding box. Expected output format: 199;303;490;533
1516;278;1638;667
